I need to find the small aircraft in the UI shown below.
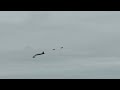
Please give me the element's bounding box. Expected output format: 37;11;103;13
60;47;63;49
32;51;45;58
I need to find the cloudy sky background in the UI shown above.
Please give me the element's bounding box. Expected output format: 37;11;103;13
0;11;120;56
1;11;120;78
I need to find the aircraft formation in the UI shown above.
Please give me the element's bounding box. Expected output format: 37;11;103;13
32;47;63;58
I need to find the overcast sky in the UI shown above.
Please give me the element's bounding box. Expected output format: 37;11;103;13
1;11;120;55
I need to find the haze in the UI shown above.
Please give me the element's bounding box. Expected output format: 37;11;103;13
0;11;120;79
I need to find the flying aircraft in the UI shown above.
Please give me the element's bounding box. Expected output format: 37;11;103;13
32;51;45;58
60;47;63;49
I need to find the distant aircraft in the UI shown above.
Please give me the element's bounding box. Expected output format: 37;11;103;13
60;47;63;49
33;51;45;58
52;49;55;50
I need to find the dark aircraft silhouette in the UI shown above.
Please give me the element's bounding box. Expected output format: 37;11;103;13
33;51;45;58
61;47;63;49
52;49;55;50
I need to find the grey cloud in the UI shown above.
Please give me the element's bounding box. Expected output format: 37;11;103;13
0;11;120;57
